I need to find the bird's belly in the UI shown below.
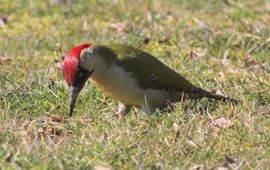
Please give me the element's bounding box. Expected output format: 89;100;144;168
91;65;145;105
91;65;171;106
94;82;144;105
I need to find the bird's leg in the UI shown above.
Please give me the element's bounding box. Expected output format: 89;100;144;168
164;100;176;112
141;104;156;114
116;102;131;115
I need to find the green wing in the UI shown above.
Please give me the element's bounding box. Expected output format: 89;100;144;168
95;44;194;91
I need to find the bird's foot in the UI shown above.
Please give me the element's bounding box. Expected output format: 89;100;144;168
116;102;131;116
164;101;176;113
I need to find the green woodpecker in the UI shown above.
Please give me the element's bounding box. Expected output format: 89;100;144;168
62;43;237;116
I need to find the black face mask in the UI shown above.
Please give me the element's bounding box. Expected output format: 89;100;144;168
72;66;94;91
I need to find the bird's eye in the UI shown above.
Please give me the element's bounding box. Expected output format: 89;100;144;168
79;73;84;79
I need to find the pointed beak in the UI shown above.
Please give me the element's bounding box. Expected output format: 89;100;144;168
69;86;79;117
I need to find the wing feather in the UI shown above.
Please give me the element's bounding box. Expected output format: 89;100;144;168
97;44;194;91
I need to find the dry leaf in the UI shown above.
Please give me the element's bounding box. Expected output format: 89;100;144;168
0;17;7;27
37;128;45;135
189;164;204;170
211;89;225;96
225;155;239;170
103;132;108;143
213;117;232;129
36;127;62;136
158;34;170;43
0;18;4;27
189;50;197;60
192;17;212;29
172;122;179;143
173;122;179;132
0;56;12;64
5;153;13;162
189;48;207;61
109;22;126;32
49;114;64;123
185;139;200;149
217;167;228;170
244;54;257;67
95;166;111;170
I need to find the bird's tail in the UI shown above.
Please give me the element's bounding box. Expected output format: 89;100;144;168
187;86;239;104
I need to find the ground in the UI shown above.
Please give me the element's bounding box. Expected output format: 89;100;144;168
0;0;269;169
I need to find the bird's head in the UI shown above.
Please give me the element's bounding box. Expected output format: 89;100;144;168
62;43;94;116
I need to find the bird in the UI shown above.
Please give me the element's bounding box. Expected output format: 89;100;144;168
62;43;237;116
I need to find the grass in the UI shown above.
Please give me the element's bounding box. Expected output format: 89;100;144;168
0;0;270;169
